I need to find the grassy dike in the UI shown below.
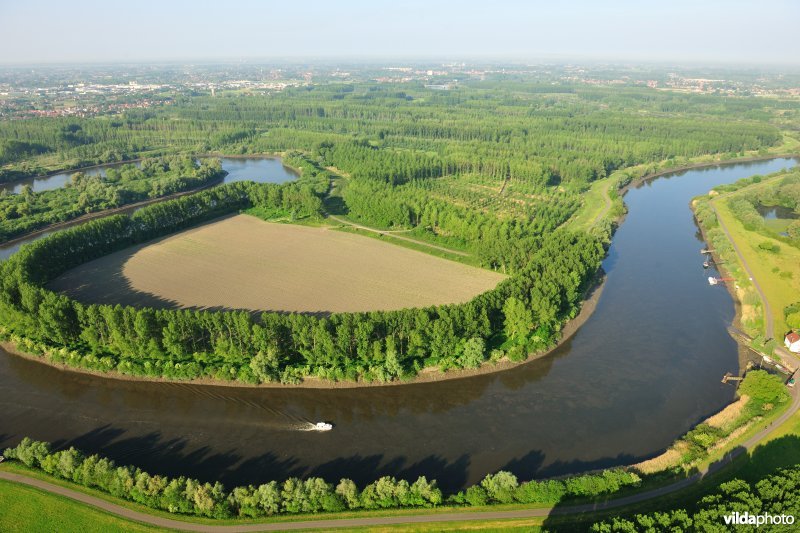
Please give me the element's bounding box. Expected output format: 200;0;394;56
693;167;800;353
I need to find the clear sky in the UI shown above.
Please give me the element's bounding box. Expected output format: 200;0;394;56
1;0;798;65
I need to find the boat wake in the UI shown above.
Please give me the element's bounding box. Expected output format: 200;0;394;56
294;421;334;432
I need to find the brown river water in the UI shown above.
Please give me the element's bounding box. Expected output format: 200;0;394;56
0;157;797;491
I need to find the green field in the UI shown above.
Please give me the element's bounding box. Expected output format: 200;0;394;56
0;479;158;533
712;173;800;339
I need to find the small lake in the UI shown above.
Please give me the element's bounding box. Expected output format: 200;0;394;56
0;161;143;195
0;157;797;493
0;156;297;195
755;204;799;220
0;156;298;260
215;157;299;185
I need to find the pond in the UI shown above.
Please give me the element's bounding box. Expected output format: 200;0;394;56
0;156;297;195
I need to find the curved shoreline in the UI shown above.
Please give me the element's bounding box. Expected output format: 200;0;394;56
0;157;147;186
0;275;606;390
1;153;796;391
622;153;799;194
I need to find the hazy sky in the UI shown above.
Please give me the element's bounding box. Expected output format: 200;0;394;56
1;0;798;65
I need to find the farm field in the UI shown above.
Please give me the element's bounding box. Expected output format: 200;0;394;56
47;215;506;314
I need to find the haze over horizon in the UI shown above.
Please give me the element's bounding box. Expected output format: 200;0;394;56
1;0;798;66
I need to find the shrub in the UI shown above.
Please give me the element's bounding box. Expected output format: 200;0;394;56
758;241;780;253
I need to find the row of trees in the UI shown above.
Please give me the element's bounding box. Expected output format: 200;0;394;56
3;438;442;518
3;437;641;519
451;469;641;506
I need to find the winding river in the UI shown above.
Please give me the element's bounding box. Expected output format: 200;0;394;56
0;157;797;492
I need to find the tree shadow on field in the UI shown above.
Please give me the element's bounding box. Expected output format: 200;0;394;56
44;228;339;317
541;435;800;532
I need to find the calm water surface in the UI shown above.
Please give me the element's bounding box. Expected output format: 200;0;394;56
755;204;799;220
0;157;296;195
0;157;296;260
0;161;144;195
0;158;797;491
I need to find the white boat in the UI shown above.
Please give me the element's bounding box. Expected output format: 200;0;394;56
312;422;333;431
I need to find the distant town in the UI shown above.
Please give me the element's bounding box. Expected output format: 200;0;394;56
1;61;798;119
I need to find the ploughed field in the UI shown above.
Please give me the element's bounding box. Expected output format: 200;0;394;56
48;215;505;313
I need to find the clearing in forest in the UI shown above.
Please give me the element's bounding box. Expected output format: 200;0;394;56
48;215;505;313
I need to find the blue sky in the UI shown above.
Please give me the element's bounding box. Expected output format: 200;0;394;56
1;0;798;64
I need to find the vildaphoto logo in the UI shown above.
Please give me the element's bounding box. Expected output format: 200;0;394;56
723;512;795;527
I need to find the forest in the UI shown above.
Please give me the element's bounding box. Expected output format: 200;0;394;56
589;466;800;532
0;82;792;383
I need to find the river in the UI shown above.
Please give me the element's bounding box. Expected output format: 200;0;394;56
0;157;797;492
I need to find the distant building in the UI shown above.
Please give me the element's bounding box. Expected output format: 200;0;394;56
785;331;800;352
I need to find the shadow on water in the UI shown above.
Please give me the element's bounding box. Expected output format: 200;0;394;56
0;425;475;492
1;157;799;493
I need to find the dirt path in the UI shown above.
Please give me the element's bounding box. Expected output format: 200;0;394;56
326;214;471;257
592;180;614;226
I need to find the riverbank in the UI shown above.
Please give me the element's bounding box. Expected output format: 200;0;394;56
691;167;800;365
622;153;800;195
1;378;796;533
5;153;794;389
0;272;606;390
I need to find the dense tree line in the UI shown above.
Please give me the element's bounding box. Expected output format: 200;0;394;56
590;465;800;532
2;438;442;518
0;156;226;242
0;81;784;384
0;174;604;383
3;437;640;519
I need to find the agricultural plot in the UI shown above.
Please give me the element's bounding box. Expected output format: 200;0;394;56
48;215;505;314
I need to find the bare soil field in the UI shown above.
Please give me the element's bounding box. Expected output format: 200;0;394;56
48;215;505;314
